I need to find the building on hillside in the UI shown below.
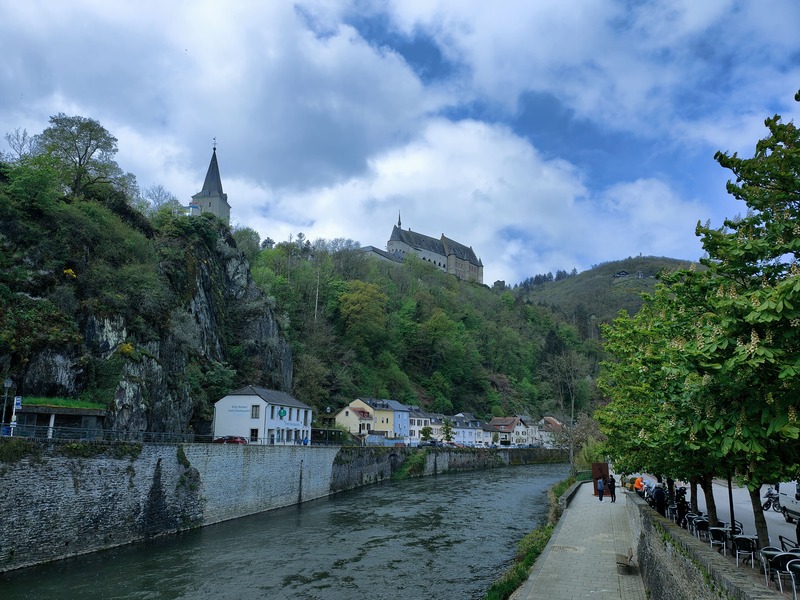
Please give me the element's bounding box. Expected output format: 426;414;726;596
452;412;486;446
539;416;566;449
408;406;431;445
213;385;312;445
184;144;231;224
349;398;410;443
515;415;541;447
382;214;484;283
487;416;529;446
334;405;374;440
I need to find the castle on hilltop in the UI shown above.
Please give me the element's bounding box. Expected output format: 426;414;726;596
364;214;484;284
183;145;231;224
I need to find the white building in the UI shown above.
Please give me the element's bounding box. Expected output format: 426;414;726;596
213;385;313;445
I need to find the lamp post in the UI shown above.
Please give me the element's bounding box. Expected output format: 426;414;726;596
2;378;12;434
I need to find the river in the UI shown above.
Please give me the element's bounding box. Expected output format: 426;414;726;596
1;463;568;600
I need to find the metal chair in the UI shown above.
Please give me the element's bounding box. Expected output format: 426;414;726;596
761;547;782;586
764;551;795;592
709;527;728;555
694;518;710;541
787;559;800;600
780;535;799;552
733;535;757;568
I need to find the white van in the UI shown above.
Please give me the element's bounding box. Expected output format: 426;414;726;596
778;481;800;523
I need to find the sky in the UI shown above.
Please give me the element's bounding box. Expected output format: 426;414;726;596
2;1;799;285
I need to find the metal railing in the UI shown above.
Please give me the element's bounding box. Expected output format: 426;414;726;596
0;423;197;444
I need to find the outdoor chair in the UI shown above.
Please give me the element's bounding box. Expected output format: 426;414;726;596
733;536;757;569
763;551;795;593
787;559;800;600
780;535;799;552
694;518;710;541
667;504;677;522
709;527;728;555
685;513;698;534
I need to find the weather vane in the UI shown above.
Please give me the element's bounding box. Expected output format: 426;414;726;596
213;136;216;150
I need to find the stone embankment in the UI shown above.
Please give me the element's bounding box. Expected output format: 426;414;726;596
0;440;564;573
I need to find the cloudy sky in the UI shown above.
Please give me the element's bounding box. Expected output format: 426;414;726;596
2;1;799;285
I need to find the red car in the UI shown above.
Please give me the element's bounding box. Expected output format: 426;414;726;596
212;436;249;445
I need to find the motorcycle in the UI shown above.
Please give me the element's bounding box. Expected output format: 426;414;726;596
762;486;781;512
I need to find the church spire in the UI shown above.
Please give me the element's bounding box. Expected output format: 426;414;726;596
191;143;230;224
397;211;401;228
199;145;224;196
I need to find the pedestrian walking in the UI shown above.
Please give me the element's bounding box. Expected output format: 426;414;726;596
608;474;616;503
652;483;667;516
597;476;605;501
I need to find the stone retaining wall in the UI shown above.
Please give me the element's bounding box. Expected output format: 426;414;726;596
625;490;782;600
0;440;566;573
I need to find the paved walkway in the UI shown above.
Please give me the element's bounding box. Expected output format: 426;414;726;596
514;483;647;600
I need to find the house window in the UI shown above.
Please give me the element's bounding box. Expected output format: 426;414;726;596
250;428;258;442
270;406;275;419
251;405;260;419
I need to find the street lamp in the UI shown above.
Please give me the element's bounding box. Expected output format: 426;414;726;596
2;378;12;432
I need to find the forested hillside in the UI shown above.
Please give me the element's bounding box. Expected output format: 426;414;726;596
517;256;700;339
0;113;679;430
0;116;291;434
247;239;605;419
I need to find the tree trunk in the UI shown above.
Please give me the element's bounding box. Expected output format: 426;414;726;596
690;477;700;513
700;473;718;525
749;487;771;549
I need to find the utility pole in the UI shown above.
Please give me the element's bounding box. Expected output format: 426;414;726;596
2;378;12;433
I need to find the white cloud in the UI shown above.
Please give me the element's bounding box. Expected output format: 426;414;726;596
1;0;797;286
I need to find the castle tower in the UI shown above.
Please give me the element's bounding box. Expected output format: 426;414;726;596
191;145;231;224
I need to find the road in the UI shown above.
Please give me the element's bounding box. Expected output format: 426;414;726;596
692;480;797;545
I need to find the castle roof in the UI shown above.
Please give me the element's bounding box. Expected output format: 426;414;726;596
193;147;226;200
389;225;482;266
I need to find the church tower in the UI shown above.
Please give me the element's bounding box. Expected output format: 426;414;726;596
191;145;231;224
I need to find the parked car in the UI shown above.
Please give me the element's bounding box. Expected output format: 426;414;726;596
213;436;249;445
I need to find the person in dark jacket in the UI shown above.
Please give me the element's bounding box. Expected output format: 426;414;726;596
608;474;616;503
652;483;667;516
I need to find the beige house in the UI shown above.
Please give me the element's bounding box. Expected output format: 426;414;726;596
334;405;374;437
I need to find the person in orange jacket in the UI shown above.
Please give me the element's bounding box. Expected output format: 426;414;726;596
634;476;644;496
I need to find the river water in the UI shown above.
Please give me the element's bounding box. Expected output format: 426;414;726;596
1;463;568;600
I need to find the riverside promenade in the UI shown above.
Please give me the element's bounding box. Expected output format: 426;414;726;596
514;482;647;600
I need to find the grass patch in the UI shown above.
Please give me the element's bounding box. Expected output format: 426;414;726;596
59;441;142;459
20;397;106;410
0;438;42;463
392;450;427;480
177;445;190;468
484;524;555;600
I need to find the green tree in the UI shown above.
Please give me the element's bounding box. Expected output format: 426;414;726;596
441;418;454;442
35;113;124;197
542;349;589;475
337;280;387;352
232;226;261;262
420;425;433;441
598;92;800;541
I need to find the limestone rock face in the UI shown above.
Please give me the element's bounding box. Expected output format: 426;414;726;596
14;226;292;434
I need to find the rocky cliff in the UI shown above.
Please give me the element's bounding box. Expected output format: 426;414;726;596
0;189;292;434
